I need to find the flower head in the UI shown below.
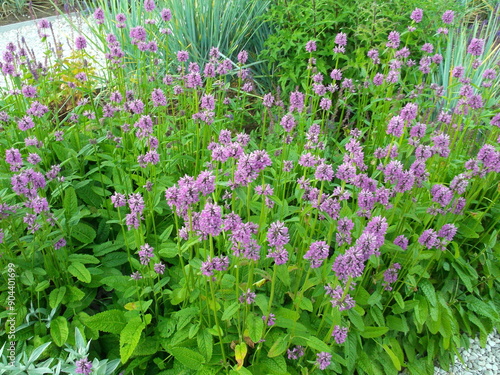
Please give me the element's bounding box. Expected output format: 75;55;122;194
442;10;454;24
335;32;347;46
306;40;317;52
316;352;332;370
332;325;348;344
75;358;93;375
75;35;87;50
410;8;423;23
144;0;155;12
467;38;485;56
93;8;104;24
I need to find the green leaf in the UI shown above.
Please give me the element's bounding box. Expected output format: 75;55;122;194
64;187;79;223
68;262;92;283
160;225;174;241
93;241;123;256
268;335;289;358
246;314;264;343
159;242;178;258
414;298;428;327
197;329;213;361
168;347;205;370
120;316;146;364
174;307;199;330
221;302;239;321
66;285;85;302
393;291;405;309
84;309;127;334
50;316;69;347
49;287;66;309
261;356;288;374
346;330;358;372
305;335;330;352
132;337;159;356
451;262;474;292
466;296;499;321
34;280;50;293
71;222;97;244
382;344;401;371
360;326;389;338
298;296;313;312
348;308;365;331
68;254;100;264
419;279;437;306
387;315;408;333
276;264;290;287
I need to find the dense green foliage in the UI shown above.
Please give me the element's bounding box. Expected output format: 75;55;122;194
0;1;499;374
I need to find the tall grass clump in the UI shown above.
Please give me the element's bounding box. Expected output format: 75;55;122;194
67;0;273;91
0;1;499;374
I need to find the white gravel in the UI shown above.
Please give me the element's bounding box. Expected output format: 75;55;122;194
434;329;500;375
0;12;104;88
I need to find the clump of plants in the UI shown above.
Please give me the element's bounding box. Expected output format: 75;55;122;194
0;1;499;375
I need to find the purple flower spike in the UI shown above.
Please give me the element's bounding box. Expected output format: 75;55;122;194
75;357;93;375
316;352;332;370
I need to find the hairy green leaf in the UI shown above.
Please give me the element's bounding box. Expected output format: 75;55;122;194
50;316;69;347
120;316;146;363
168;347;205;370
84;309;127;334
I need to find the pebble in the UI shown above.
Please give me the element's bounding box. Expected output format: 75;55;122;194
432;329;500;375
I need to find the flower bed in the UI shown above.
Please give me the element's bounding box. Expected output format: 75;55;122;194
0;1;499;374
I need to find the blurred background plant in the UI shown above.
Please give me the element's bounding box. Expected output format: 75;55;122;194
259;0;467;94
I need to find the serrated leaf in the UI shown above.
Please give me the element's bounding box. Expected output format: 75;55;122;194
268;335;289;358
49;287;66;309
50;316;69;347
261;356;288;374
168;347;205;370
346;330;357;372
246;314;264;343
298;296;313;312
347;308;365;331
66;285;85;302
133;337;159;356
84;309;127;334
197;329;213;361
305;335;330;352
276;264;290;287
415;298;428;326
120;316;146;364
35;280;50;293
93;241;123;256
68;254;100;264
64;187;78;222
71;222;97;244
68;262;91;283
222;302;239;321
466;296;499;321
360;326;388;338
160;225;174;241
382;344;401;371
159;243;178;258
419;279;437;306
393;292;405;309
235;342;247;370
174;307;199;330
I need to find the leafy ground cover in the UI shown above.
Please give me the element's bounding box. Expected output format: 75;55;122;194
0;0;499;374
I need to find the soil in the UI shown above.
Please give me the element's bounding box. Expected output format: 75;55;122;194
0;2;77;27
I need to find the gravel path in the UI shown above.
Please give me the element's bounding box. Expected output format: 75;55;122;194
1;13;499;375
434;329;500;375
0;12;104;88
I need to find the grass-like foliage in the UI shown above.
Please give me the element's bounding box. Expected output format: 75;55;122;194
0;1;499;374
